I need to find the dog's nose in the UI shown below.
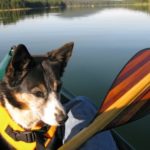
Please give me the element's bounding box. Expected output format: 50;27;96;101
55;113;68;125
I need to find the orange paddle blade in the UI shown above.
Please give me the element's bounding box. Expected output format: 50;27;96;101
58;49;150;150
99;49;150;129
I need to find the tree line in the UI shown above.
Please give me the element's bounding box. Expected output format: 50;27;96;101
0;0;65;9
0;0;150;10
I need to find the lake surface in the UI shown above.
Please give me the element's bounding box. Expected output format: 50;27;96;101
0;5;150;149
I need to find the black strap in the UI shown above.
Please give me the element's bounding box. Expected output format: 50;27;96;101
5;125;36;143
5;125;49;150
47;126;64;150
5;125;64;150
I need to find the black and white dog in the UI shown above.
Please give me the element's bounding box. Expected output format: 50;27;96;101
0;42;74;149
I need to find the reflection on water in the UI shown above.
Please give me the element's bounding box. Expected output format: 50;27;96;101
0;8;65;25
1;4;150;25
0;4;150;150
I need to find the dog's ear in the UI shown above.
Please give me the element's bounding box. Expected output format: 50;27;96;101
5;44;34;87
47;42;74;77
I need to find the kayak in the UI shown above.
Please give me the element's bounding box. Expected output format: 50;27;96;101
0;49;135;150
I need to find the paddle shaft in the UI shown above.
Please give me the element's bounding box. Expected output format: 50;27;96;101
59;73;150;150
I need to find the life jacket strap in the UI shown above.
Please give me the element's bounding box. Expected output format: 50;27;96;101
5;125;52;150
5;125;36;143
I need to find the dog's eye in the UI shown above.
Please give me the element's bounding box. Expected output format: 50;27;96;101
34;91;44;98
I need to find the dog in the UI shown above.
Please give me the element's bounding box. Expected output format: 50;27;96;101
0;42;74;150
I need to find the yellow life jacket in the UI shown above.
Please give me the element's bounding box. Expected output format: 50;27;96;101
0;104;57;150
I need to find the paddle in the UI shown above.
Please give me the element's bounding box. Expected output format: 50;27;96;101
58;49;150;150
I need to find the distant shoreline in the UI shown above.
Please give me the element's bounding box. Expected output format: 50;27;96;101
0;6;61;12
0;3;150;12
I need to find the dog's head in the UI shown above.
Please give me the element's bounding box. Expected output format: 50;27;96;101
2;42;74;129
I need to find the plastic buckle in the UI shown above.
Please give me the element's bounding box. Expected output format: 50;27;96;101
15;131;36;143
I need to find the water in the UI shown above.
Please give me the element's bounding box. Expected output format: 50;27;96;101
0;5;150;149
